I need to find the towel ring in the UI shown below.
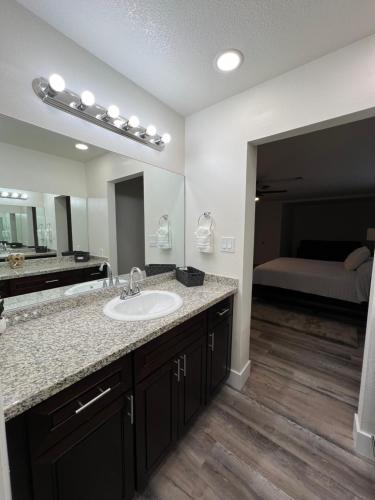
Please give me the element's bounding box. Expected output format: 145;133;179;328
159;214;169;225
197;212;213;230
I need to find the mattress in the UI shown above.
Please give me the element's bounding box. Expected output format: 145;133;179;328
253;257;372;304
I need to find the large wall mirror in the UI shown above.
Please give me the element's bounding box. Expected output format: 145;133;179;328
0;114;184;310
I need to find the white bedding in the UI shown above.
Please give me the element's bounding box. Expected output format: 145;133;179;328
253;257;373;303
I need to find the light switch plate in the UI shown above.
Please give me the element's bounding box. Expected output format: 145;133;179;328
149;234;157;247
221;237;235;253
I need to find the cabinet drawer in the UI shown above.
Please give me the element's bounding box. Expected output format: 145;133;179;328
208;296;233;327
28;355;132;456
9;269;85;296
83;266;107;280
0;279;10;298
134;313;207;383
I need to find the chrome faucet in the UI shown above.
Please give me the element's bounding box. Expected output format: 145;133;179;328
120;267;143;300
99;261;114;287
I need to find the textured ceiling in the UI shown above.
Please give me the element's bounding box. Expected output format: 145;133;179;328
17;0;375;115
257;117;375;200
0;115;107;162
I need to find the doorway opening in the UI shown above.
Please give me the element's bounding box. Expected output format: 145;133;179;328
249;115;375;453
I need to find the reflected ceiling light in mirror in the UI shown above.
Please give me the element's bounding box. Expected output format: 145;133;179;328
33;75;170;151
0;191;28;200
75;143;89;150
215;49;243;72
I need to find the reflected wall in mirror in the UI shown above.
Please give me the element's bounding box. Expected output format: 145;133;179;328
0;188;88;260
0;114;185;309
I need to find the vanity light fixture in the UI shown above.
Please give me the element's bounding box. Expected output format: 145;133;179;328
215;49;243;72
1;191;28;200
33;75;170;151
75;143;89;151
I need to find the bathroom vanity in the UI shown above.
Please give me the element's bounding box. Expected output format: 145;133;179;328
2;275;236;500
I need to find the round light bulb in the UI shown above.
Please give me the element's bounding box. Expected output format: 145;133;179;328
80;90;95;107
128;115;140;128
1;192;9;198
255;197;260;202
75;143;89;151
107;105;120;119
11;192;20;198
161;133;171;144
215;50;243;72
146;124;157;137
21;193;28;200
48;73;66;92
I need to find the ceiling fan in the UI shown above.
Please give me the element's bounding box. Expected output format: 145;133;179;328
256;176;303;198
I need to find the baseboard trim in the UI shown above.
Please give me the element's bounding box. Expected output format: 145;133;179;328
226;360;251;391
353;413;374;461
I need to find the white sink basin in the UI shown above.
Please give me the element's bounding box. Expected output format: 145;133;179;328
65;278;127;296
103;290;183;321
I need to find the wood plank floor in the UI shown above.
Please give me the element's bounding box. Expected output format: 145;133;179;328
138;311;375;499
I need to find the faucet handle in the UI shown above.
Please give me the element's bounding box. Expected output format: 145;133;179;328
115;276;120;286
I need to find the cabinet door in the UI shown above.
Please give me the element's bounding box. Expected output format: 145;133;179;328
178;335;207;436
31;392;134;500
208;316;232;397
135;358;179;490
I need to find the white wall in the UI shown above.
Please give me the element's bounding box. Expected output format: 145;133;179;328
0;0;184;176
186;34;375;401
0;141;87;197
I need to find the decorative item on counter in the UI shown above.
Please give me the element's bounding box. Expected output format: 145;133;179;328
176;266;205;287
0;298;6;335
195;212;214;253
145;264;176;276
74;251;90;262
35;245;48;253
7;253;25;269
156;215;172;249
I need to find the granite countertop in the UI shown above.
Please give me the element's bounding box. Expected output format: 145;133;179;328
0;255;104;280
0;275;237;421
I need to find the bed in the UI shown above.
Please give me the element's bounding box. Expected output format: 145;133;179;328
253;257;372;304
252;241;373;319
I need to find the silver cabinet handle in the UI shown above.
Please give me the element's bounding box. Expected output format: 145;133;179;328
217;308;230;317
75;386;111;414
127;394;134;425
45;279;59;284
89;272;101;276
209;332;215;352
180;354;187;377
174;358;181;382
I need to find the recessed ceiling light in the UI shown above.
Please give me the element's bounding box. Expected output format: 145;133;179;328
75;143;88;151
215;49;243;72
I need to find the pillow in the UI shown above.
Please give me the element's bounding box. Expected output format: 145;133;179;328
344;246;371;271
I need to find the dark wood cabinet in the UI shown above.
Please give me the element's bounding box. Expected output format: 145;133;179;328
31;392;134;500
6;298;233;500
5;265;107;297
178;335;207;436
135;359;179;489
0;278;10;298
207;298;233;398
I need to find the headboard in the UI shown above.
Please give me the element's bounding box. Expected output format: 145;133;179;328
296;240;363;262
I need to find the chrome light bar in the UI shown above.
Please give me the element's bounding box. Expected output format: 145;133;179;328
32;76;171;152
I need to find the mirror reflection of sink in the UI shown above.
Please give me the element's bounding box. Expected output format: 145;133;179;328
65;278;127;296
103;290;183;321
